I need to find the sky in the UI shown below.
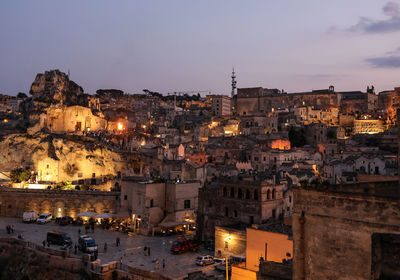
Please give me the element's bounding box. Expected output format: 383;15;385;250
1;0;400;96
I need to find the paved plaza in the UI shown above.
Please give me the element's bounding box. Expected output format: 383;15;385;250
0;218;223;279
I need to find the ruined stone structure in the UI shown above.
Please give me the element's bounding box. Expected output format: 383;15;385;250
292;182;400;280
0;187;119;218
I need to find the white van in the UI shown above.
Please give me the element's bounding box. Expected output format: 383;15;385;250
23;211;37;223
37;213;52;224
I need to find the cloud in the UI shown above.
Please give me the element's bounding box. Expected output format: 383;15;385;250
335;2;400;34
365;55;400;68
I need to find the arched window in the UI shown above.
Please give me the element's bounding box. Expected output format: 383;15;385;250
272;189;276;199
230;188;235;198
267;189;271;200
254;190;258;200
246;189;251;199
223;187;227;197
238;188;243;199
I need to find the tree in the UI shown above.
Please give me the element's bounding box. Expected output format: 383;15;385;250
17;92;27;99
10;168;31;183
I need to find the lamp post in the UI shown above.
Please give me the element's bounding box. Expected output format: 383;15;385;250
226;255;229;280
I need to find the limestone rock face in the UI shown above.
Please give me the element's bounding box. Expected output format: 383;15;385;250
0;132;123;183
29;69;83;105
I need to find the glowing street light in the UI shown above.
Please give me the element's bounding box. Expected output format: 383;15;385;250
117;122;123;131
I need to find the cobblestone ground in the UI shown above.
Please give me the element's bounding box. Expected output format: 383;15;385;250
0;218;223;279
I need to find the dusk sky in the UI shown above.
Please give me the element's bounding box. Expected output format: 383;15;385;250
1;0;400;96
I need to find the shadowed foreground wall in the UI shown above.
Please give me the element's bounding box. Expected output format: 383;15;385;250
292;187;400;280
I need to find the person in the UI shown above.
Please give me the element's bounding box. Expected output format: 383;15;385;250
148;246;150;256
78;228;81;235
91;252;95;261
94;250;98;260
6;225;9;234
155;258;159;270
116;237;120;247
143;246;147;256
74;244;77;254
11;225;14;233
119;257;123;268
162;259;166;271
104;242;107;253
43;240;46;247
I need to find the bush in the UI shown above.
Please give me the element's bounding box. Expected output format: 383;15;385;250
10;168;31;183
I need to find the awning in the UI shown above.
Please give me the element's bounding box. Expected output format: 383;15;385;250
77;211;97;217
95;213;113;219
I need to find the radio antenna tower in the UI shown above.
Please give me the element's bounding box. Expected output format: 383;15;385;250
231;67;237;98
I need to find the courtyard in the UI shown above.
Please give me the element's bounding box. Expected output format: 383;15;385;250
0;217;223;279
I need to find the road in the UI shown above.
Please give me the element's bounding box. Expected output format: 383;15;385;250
0;217;224;279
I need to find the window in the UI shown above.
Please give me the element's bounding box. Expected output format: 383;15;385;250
254;190;258;200
272;189;276;199
225;207;229;217
249;216;254;224
46;164;49;169
238;188;243;199
225;241;229;249
124;195;127;200
230;188;235;198
150;199;154;207
184;200;191;209
223;187;227;197
289;196;292;203
267;189;271;199
234;210;238;217
246;189;251;199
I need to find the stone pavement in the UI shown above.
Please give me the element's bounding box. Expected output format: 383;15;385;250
0;217;222;279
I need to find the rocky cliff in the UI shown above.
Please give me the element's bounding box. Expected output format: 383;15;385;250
0;132;123;184
30;69;83;105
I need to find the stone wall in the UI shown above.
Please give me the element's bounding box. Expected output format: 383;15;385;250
0;187;119;218
292;187;400;280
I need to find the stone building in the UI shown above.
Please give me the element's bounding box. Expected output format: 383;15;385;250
378;87;400;125
292;181;400;279
236;87;338;116
209;95;232;116
197;178;285;241
120;179;201;235
0;187;119;218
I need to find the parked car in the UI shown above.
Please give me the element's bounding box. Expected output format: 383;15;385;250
23;211;37;223
170;237;200;254
59;216;73;226
47;231;72;246
196;255;215;266
37;213;52;224
78;235;98;253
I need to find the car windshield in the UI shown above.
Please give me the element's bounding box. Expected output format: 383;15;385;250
173;241;183;246
196;256;204;260
86;240;96;247
38;215;46;219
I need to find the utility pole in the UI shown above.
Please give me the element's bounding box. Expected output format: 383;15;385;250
226;256;229;280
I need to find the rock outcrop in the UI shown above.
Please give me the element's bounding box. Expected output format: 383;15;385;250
30;69;83;105
0;132;124;185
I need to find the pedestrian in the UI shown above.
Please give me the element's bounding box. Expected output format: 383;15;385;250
78;228;81;235
91;252;94;261
143;246;147;256
155;258;159;270
119;257;123;268
148;246;150;256
94;250;98;260
116;237;120;247
104;242;107;253
6;225;9;234
47;241;50;247
74;244;77;254
162;259;166;271
11;225;14;233
42;240;46;247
